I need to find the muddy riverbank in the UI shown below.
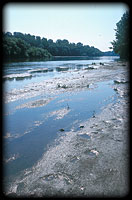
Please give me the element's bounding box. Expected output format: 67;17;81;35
3;60;129;197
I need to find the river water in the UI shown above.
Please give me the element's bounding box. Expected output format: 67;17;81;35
3;56;128;197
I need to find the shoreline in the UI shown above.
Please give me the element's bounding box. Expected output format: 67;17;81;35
4;61;129;104
3;55;118;64
4;61;130;197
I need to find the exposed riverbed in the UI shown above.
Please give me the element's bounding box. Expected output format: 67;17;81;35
3;57;129;197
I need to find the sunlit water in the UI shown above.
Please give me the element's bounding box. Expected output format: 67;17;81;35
3;56;123;196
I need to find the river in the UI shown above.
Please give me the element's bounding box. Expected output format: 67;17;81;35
3;56;129;197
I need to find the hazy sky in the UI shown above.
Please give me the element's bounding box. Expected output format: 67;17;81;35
3;3;128;51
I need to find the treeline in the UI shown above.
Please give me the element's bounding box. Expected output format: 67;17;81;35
111;11;129;60
3;31;116;61
3;32;52;61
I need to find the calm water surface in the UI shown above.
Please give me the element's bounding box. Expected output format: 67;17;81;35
3;56;119;192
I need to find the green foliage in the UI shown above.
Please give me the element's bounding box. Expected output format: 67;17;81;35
3;33;52;61
26;47;52;59
111;11;129;60
3;31;115;61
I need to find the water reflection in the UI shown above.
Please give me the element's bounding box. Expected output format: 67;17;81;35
3;57;123;196
3;80;117;179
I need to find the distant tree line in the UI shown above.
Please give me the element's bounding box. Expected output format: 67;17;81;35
111;11;129;60
3;33;52;61
3;31;117;61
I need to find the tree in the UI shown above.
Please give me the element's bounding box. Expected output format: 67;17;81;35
3;37;21;58
111;11;129;60
3;31;105;60
3;34;52;61
26;47;52;60
41;37;48;49
16;38;31;58
35;36;41;47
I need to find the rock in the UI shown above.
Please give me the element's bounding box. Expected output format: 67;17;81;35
59;128;65;132
62;84;68;89
57;83;61;88
57;84;68;89
80;125;84;129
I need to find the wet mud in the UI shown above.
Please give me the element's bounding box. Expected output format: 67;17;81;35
3;61;129;197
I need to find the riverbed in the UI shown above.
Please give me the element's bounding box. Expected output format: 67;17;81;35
2;57;129;197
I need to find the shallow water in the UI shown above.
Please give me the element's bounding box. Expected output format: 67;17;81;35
3;56;129;197
3;56;119;91
3;80;117;177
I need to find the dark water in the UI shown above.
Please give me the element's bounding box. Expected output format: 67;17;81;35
3;56;119;193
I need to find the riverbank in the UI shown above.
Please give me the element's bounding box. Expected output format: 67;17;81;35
4;60;128;104
4;61;129;197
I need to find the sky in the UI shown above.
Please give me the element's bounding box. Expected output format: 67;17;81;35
3;3;129;51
